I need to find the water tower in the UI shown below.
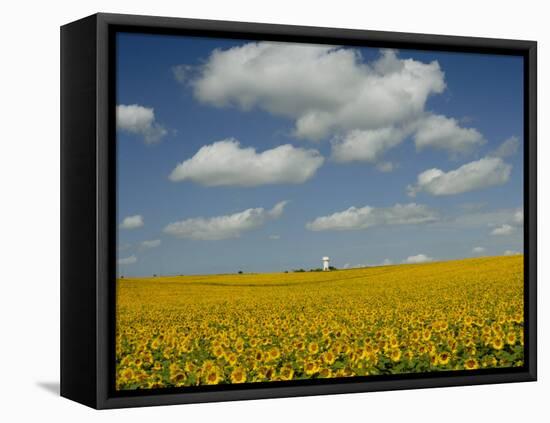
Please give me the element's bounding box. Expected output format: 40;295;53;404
322;256;330;271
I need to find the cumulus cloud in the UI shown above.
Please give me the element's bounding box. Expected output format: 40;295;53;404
504;250;521;256
407;157;512;197
268;234;280;240
306;203;437;231
487;208;522;236
443;207;522;228
376;162;396;172
116;104;167;144
490;136;520;158
171;64;194;83
345;259;393;269
141;239;161;249
181;45;445;140
331;127;407;163
169;139;324;187
413;114;485;155
163;201;287;240
514;210;524;225
404;254;433;264
472;246;486;254
118;255;137;265
119;215;144;230
491;224;515;236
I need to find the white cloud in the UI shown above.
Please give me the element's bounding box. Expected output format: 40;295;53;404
407;157;512;197
376;162;396;172
504;250;521;256
331;127;407;163
491;224;515;236
306;203;437;231
119;215;144;230
345;259;393;269
514;210;524;225
268;234;280;240
442;207;522;229
116;104;167;144
163;201;287;240
403;254;433;264
118;255;137;265
169;139;324;187
141;239;161;249
472;246;486;254
171;64;193;83
490;136;520;158
184;46;445;141
413;114;485;155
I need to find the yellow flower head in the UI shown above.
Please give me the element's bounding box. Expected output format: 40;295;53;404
390;349;402;362
230;367;247;384
304;361;319;376
308;342;319;355
438;352;451;365
492;337;504;350
464;358;479;370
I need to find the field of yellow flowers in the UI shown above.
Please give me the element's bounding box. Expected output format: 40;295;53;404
116;255;524;390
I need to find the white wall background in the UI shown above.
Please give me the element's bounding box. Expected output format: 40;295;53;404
0;0;546;420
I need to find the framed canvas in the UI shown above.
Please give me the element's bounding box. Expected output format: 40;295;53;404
60;13;537;409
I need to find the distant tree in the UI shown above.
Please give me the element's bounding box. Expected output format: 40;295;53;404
309;268;323;272
120;275;124;279
153;274;157;277
238;270;243;274
293;269;306;273
329;266;337;271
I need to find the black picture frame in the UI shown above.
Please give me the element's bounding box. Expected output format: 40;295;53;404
60;12;537;409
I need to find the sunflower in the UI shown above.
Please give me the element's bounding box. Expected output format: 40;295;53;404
318;368;332;378
279;365;294;381
212;345;224;358
121;367;134;380
491;337;504;350
308;342;319;355
390;349;402;362
171;371;186;385
304;361;319;376
322;351;336;365
422;329;432;341
227;352;238;366
438;352;451;365
230;367;247;384
481;355;497;368
464;358;479;370
205;369;221;385
184;361;197;373
268;347;281;361
506;332;517;345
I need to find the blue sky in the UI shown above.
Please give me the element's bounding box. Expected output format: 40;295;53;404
116;32;524;277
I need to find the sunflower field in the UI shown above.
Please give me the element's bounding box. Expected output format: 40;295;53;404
115;255;524;390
